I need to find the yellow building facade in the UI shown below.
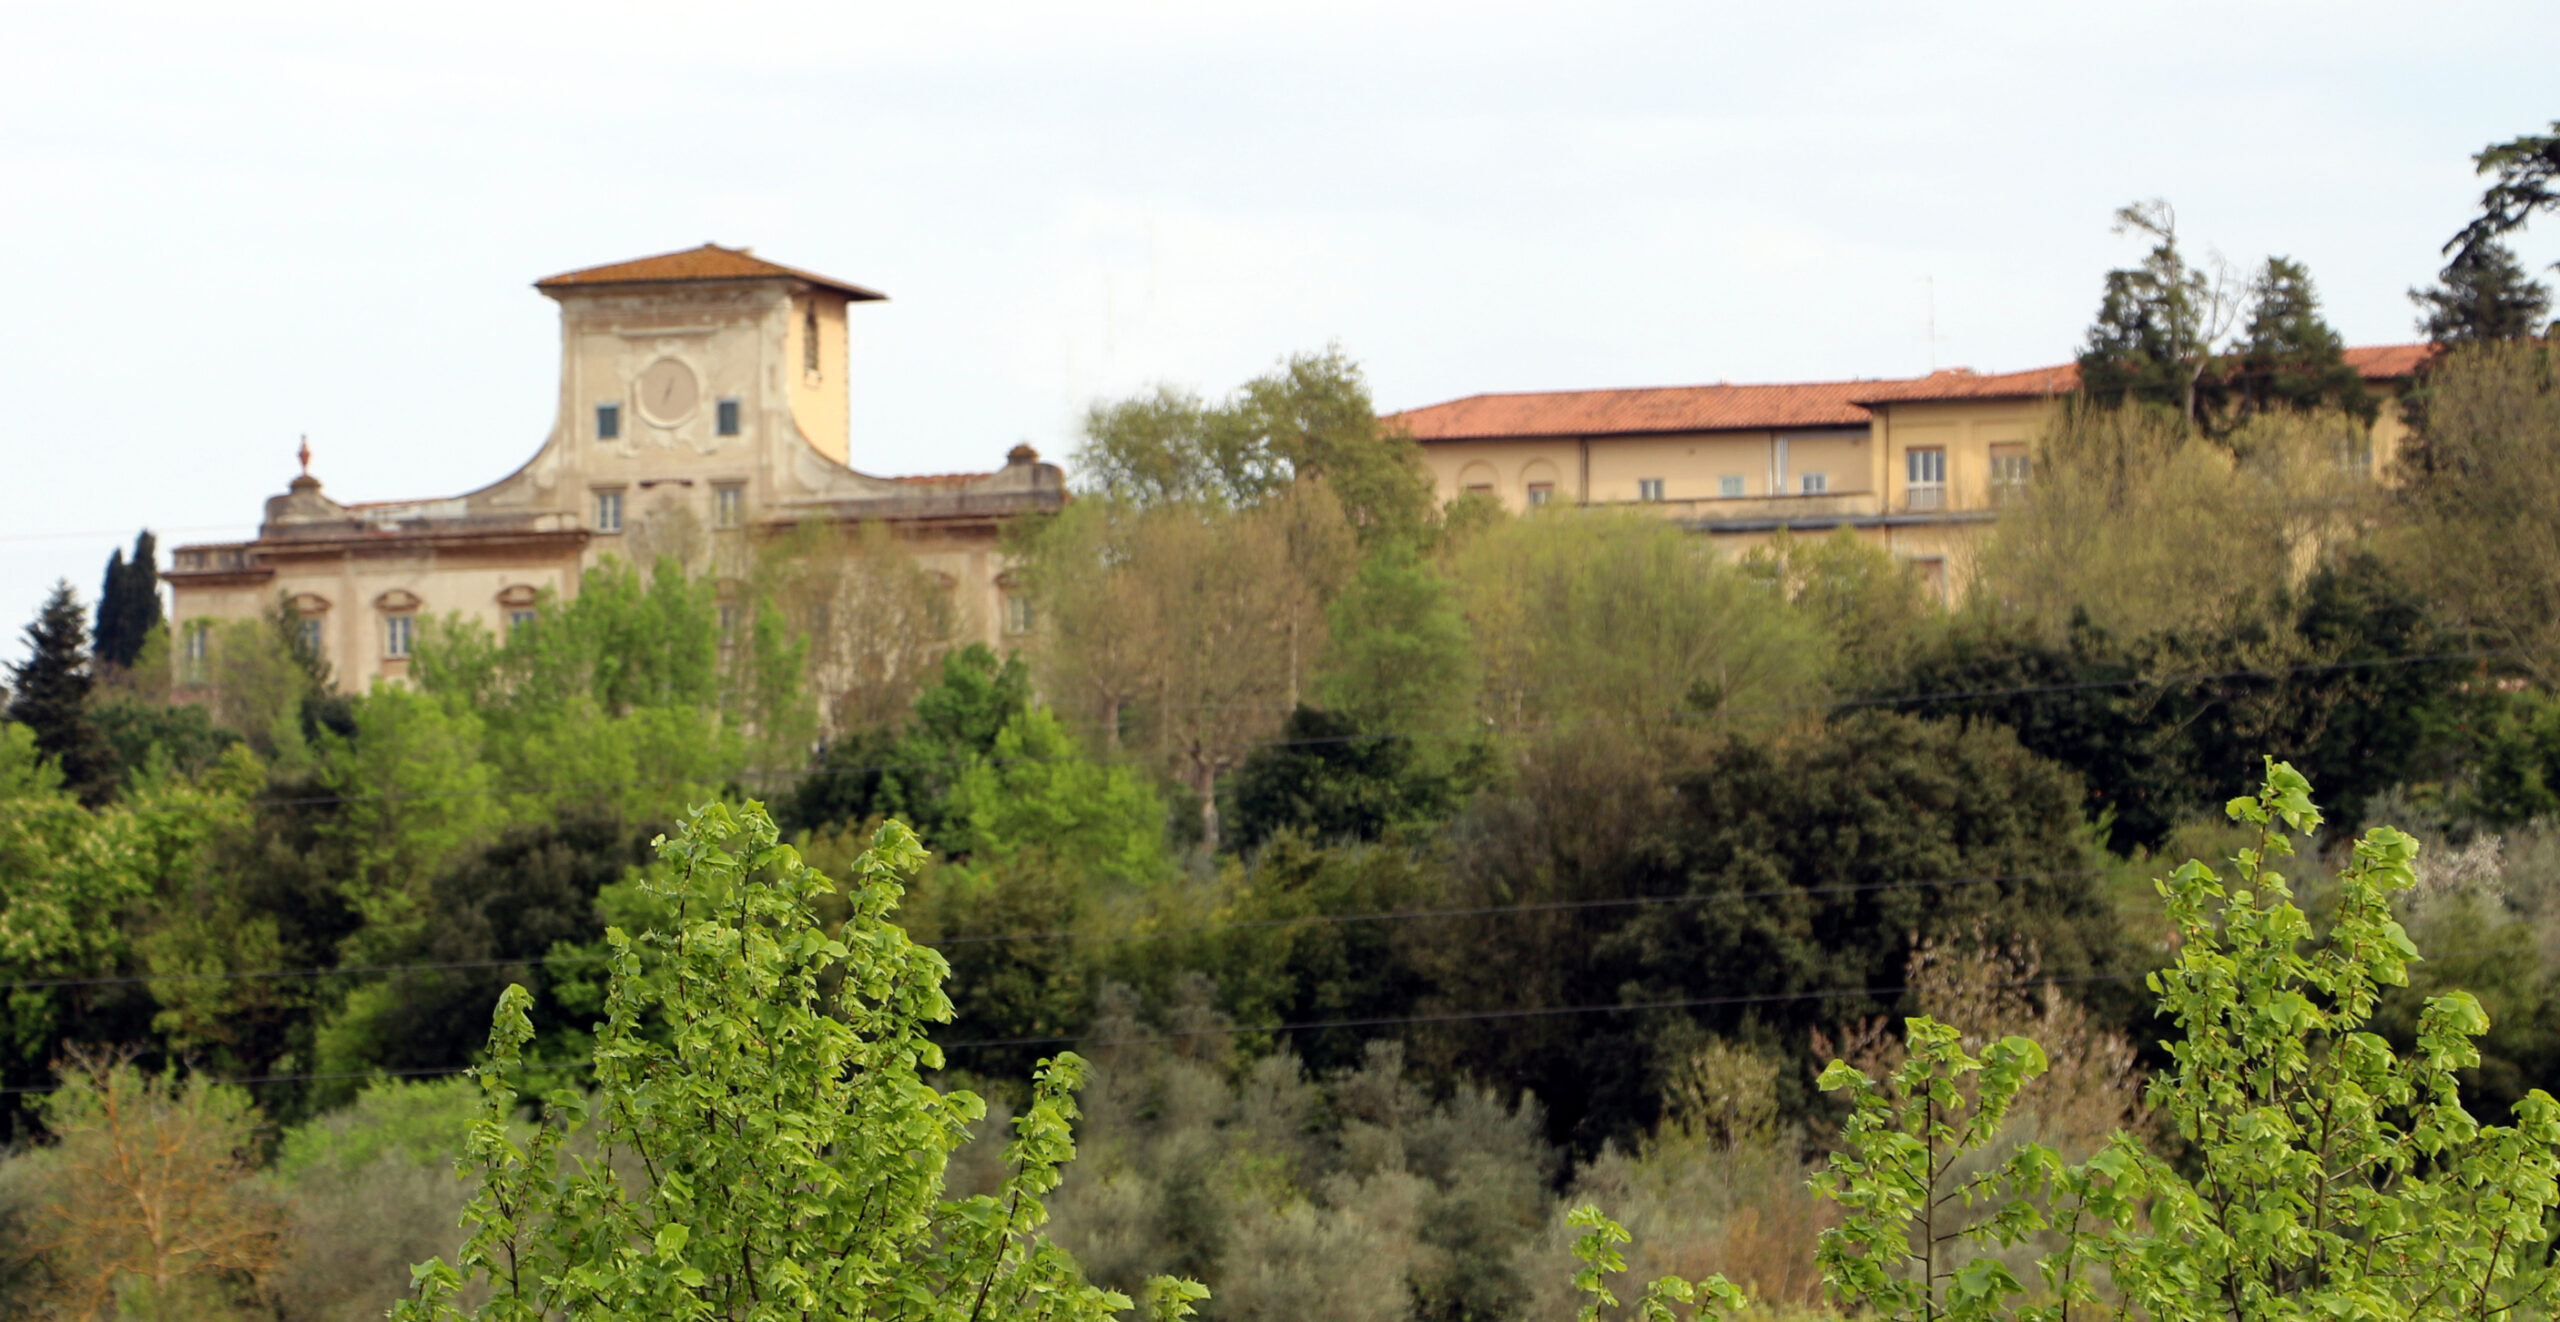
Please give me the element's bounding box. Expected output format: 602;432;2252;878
166;245;1063;691
1394;347;2428;595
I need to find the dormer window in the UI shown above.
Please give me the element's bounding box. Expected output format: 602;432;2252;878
716;399;741;436
596;402;621;440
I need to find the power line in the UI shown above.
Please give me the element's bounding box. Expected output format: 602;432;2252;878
0;973;2148;1095
0;866;2108;993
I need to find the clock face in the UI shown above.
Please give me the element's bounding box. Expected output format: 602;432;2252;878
636;358;700;425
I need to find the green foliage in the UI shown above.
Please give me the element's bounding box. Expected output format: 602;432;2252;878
309;813;641;1093
1071;346;1431;542
92;530;162;672
2412;239;2552;345
2450;120;2560;265
1892;551;2474;848
1035;1033;1556;1322
397;800;1187;1321
786;644;1036;846
2390;339;2560;687
1227;707;1466;852
2076;200;2235;423
1446;511;1824;743
6;581;111;799
2231;256;2373;421
1315;538;1476;736
1794;762;2560;1322
945;705;1166;885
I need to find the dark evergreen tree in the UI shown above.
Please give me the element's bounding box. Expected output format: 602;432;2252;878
5;582;111;797
2076;200;2236;424
90;530;161;670
1227;705;1460;850
2412;240;2552;345
2450;121;2560;262
2232;257;2373;420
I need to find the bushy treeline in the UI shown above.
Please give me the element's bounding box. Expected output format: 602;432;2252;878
6;314;2560;1313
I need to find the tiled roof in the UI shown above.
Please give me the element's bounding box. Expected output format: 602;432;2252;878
1858;344;2435;405
535;244;886;301
1388;379;1898;442
1850;365;2081;405
2342;343;2436;379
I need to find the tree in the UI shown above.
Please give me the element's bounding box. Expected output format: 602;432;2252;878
2392;339;2560;686
1227;706;1462;851
5;581;111;797
2450;120;2560;267
1445;512;1824;745
92;530;162;672
1069;347;1431;541
2076;200;2247;426
14;1051;283;1319
2413;239;2552;345
2231;256;2373;420
394;802;1199;1321
1782;763;2560;1322
1314;539;1477;737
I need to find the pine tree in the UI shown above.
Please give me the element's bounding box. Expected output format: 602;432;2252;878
2233;256;2373;419
91;530;161;671
5;582;111;796
2412;240;2553;345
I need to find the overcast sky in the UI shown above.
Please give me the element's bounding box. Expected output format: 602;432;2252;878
5;1;2556;659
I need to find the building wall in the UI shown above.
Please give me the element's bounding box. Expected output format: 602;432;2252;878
170;272;1049;696
1425;427;1876;512
788;291;852;467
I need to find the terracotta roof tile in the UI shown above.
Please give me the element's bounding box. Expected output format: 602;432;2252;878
1850;364;2081;405
1388;379;1897;442
2342;343;2436;379
536;244;886;301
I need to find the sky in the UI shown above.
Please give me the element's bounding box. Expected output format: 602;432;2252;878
4;1;2556;660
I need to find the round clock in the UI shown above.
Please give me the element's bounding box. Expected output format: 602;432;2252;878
636;358;700;426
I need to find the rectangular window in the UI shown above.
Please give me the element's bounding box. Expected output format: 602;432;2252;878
1525;482;1555;508
1462;483;1495;497
1909;556;1949;600
1718;475;1745;498
383;615;414;659
506;609;537;637
181;620;210;681
1004;592;1036;636
1988;443;2030;504
716;399;742;437
713;484;744;529
1638;478;1665;502
596;402;621;441
717;602;741;644
595;490;623;533
296;616;323;659
1906;447;1947;510
1800;472;1828;494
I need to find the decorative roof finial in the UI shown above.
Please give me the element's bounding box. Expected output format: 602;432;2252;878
297;435;312;477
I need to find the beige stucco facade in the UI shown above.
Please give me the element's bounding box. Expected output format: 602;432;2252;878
167;245;1063;692
1401;348;2426;598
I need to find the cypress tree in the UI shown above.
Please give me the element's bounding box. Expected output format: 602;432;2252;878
2412;240;2553;345
6;582;111;796
92;530;161;670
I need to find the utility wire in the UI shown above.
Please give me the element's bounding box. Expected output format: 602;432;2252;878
0;866;2110;993
0;973;2148;1095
